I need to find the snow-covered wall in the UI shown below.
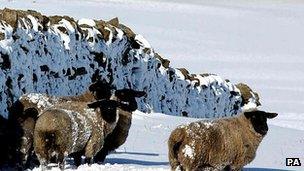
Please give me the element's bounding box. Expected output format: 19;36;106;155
0;8;260;118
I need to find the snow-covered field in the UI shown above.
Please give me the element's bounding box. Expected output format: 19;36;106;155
1;0;304;170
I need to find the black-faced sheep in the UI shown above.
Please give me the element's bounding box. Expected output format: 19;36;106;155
33;99;120;170
94;89;146;162
168;110;278;171
0;115;10;166
0;107;40;170
7;80;113;169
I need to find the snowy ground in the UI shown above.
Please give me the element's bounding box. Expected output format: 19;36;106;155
1;0;304;170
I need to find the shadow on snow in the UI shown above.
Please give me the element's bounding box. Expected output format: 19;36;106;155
244;168;291;171
105;158;168;166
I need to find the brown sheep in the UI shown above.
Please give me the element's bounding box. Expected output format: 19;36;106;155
168;110;278;171
94;89;146;162
33;99;121;170
7;80;113;169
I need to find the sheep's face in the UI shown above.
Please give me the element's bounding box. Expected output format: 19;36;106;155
114;89;146;112
244;110;278;135
89;80;114;100
88;100;119;123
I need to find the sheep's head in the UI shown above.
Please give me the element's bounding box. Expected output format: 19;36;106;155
114;89;146;112
88;80;114;100
244;110;278;135
88;99;120;123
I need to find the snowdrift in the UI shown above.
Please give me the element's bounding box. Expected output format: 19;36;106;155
0;8;260;118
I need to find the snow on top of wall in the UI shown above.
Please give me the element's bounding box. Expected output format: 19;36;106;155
78;18;96;27
0;8;260;118
135;34;151;48
242;92;259;112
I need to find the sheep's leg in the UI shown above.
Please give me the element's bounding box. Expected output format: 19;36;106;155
57;153;65;170
39;159;48;171
231;168;242;171
93;148;108;163
173;165;185;171
84;130;104;164
25;152;40;169
223;165;232;171
230;166;242;171
195;164;217;171
84;157;94;165
230;165;242;171
40;165;47;171
74;156;81;167
21;149;36;170
70;151;83;167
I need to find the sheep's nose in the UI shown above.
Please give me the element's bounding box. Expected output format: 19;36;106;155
261;126;268;135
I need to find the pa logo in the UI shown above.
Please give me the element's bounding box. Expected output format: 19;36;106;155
286;158;301;166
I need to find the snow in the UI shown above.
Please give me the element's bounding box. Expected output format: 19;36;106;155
134;35;151;49
27;15;39;31
182;145;195;159
0;0;304;170
78;19;96;27
62;109;80;153
203;121;213;129
242;92;259;112
20;93;54;109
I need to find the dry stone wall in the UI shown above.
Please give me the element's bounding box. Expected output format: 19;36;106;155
0;8;260;118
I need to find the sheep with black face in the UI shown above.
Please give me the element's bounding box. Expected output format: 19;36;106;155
0;115;10;166
93;89;146;162
7;80;113;169
33;99;121;170
168;110;278;171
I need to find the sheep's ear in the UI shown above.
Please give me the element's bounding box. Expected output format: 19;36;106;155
265;112;278;119
244;111;259;118
88;100;119;108
88;82;98;91
244;111;254;118
133;90;146;98
87;101;101;108
89;80;105;91
244;110;278;119
89;80;115;92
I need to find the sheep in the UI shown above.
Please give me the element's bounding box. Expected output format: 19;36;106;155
33;99;121;170
0;105;41;170
0;115;10;166
168;110;278;171
7;80;113;169
93;88;146;162
11;80;113;116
